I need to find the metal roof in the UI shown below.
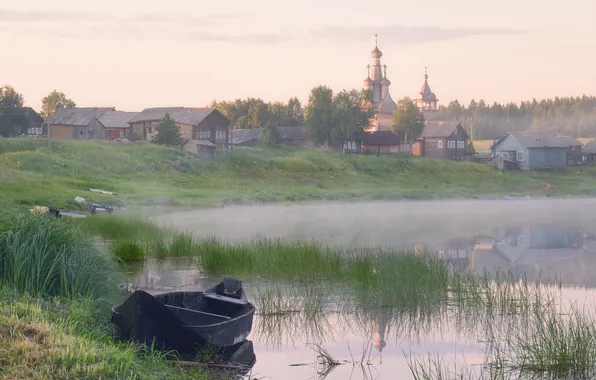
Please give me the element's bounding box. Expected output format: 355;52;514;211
98;111;138;129
583;140;596;154
362;130;400;146
128;107;216;125
46;107;114;126
231;128;262;144
508;132;581;148
421;121;463;138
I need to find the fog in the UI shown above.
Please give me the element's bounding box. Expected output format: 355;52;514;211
155;198;596;246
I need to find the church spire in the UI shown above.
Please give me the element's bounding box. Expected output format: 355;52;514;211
416;66;438;112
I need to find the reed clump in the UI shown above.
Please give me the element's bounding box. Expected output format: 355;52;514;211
0;208;115;299
73;215;199;261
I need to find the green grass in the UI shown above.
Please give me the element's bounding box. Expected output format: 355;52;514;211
2;138;590;210
0;288;218;379
0;208;230;379
72;215;198;261
0;207;115;299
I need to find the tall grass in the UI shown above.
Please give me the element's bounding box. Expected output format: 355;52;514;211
0;208;115;299
72;215;198;261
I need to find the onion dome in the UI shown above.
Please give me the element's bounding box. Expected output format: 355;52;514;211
371;46;383;59
363;77;374;89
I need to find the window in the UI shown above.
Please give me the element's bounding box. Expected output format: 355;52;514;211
182;131;190;138
572;146;576;150
79;130;84;136
216;130;226;140
502;152;509;160
196;130;211;139
517;235;526;246
458;249;466;258
438;141;443;149
516;151;524;161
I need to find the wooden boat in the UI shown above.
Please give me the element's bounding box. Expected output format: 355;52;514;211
111;278;255;353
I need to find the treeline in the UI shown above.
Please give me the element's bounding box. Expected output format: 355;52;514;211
0;85;76;137
437;96;596;140
210;97;304;129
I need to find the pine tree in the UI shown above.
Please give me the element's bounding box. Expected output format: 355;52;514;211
151;113;183;146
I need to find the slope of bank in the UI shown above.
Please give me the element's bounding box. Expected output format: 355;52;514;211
1;138;594;209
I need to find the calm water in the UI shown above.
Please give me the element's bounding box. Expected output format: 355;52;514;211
126;199;596;379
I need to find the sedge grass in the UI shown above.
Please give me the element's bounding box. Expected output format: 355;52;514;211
0;207;115;299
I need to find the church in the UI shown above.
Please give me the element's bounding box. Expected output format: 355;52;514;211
362;35;396;132
362;36;440;130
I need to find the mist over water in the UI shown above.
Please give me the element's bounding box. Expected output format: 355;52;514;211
155;198;596;247
137;198;596;379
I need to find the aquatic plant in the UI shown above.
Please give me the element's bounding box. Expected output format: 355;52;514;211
0;208;115;299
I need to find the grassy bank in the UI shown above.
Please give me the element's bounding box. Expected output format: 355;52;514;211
3;138;594;209
0;209;226;379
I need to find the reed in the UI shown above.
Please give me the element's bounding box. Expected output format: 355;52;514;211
0;208;115;299
74;216;199;261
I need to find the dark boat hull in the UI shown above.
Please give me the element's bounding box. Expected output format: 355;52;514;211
111;282;255;353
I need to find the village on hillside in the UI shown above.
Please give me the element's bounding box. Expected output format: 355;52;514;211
1;36;595;171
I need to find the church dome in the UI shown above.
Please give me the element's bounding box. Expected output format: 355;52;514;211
380;77;391;86
371;46;383;59
363;77;374;89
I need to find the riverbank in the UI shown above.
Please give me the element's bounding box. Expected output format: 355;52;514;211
3;138;596;210
0;208;222;379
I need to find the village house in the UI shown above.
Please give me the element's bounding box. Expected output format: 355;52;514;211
361;131;400;155
491;132;582;170
46;107;115;140
412;121;470;161
128;107;230;145
98;111;138;140
277;126;313;148
583;141;596;163
230;128;263;147
0;107;44;135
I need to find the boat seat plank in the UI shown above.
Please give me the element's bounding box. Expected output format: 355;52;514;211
203;292;248;306
165;305;231;320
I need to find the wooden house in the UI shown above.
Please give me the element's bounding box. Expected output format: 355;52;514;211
361;131;400;155
491;132;581;170
128;107;230;146
46;107;114;140
230;128;263;147
98;111;138;140
0;107;44;136
583;141;596;163
415;121;469;161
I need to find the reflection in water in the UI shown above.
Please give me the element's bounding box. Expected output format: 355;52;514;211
123;223;596;379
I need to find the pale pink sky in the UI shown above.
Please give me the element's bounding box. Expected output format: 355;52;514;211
1;0;595;111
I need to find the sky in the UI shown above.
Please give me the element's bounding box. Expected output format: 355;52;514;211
0;0;595;111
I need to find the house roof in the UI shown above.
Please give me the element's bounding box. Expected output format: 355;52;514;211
421;121;465;138
231;128;262;144
277;126;309;140
183;139;217;148
0;107;43;124
507;132;580;148
98;111;138;129
46;107;114;126
128;107;216;125
583;141;596;154
362;130;400;146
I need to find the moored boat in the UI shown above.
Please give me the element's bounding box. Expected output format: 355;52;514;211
111;278;255;353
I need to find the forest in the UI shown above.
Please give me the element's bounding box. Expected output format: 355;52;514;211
436;96;596;140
